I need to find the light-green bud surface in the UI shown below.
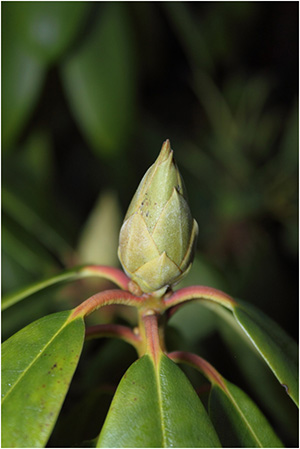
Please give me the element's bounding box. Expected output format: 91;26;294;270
118;140;198;296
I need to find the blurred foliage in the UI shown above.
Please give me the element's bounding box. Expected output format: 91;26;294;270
2;2;298;446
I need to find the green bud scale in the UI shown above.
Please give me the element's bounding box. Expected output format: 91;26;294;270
118;140;198;296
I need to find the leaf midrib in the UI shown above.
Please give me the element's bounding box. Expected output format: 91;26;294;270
2;312;74;404
154;357;167;448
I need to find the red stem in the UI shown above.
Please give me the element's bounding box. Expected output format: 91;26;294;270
168;351;227;391
143;313;162;366
85;323;141;349
164;285;236;312
80;265;131;290
71;289;144;319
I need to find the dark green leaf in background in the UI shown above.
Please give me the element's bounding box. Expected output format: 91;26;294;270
2;221;57;282
97;354;221;448
2;3;45;150
163;2;214;73
4;1;89;65
2;187;72;268
2;2;88;150
1;311;85;448
62;2;137;158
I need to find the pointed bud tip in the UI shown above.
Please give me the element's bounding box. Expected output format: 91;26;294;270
157;139;173;163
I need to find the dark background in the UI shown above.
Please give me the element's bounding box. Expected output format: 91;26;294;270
2;2;298;446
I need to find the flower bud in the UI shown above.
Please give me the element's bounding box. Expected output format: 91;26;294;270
118;140;198;296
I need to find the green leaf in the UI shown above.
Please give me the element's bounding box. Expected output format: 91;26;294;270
97;354;220;447
209;379;283;447
233;300;298;406
61;2;137;158
1;310;85;448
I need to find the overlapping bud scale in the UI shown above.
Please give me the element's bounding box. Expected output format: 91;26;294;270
118;140;198;296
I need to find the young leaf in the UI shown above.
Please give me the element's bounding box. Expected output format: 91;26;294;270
233;300;298;406
1;310;85;448
209;380;283;447
97;354;220;448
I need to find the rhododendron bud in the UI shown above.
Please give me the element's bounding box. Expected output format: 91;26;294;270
118;140;198;296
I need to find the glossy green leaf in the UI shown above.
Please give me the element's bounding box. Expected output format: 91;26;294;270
233;300;298;406
97;354;220;448
209;379;283;447
61;2;136;158
1;310;85;448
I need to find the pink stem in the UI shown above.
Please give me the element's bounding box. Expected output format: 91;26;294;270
80;265;130;290
71;289;144;319
164;285;236;312
143;313;162;366
168;351;227;391
85;323;141;349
